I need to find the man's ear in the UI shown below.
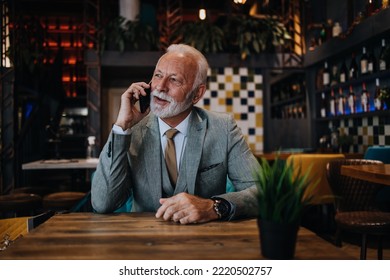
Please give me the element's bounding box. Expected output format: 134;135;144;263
192;84;206;104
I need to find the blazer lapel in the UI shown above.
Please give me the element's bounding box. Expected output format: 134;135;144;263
141;115;163;207
179;110;207;195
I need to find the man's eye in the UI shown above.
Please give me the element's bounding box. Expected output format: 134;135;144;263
170;78;182;86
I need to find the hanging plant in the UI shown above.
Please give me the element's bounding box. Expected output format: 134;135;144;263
100;16;158;53
225;15;292;60
174;21;225;54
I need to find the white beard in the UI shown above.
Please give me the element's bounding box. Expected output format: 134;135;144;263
150;89;193;118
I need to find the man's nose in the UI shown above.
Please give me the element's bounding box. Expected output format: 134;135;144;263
156;77;168;92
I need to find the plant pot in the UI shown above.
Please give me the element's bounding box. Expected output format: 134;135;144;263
257;219;299;260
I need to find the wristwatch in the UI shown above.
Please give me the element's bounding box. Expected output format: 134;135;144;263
212;198;230;220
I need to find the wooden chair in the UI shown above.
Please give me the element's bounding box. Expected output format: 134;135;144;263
0;193;42;218
43;191;87;212
326;159;390;259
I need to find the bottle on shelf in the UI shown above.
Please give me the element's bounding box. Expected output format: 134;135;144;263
347;85;356;114
379;38;388;71
374;78;383;110
323;61;330;87
320;92;327;118
318;23;327;45
332;22;342;37
331;64;338;86
361;82;370;113
367;47;376;74
366;0;374;17
329;88;337;117
337;87;345;115
86;136;98;159
349;52;359;79
339;60;348;83
360;46;369;75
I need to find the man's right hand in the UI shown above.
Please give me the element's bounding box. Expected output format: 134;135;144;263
115;82;151;130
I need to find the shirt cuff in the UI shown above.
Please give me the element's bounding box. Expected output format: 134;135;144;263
112;124;131;135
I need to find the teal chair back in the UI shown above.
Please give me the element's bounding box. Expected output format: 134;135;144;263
364;146;390;164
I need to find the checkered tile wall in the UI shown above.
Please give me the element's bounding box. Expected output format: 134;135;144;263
198;67;264;153
328;115;390;153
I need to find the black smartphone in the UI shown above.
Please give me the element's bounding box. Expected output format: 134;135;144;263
139;86;151;113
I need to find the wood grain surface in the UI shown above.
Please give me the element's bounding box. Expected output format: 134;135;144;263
341;164;390;186
0;213;355;260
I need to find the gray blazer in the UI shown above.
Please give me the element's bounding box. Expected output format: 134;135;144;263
91;107;260;219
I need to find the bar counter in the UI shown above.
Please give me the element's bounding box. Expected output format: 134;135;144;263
0;213;355;260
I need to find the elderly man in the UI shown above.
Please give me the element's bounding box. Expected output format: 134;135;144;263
92;44;260;224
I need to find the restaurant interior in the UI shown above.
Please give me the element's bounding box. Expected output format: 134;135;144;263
0;0;390;260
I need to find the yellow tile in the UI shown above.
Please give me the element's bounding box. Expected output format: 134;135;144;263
256;114;263;127
226;75;232;83
234;83;240;91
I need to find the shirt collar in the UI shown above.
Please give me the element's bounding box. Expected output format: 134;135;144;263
158;112;191;138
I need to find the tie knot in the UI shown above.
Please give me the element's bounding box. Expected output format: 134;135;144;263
166;128;178;139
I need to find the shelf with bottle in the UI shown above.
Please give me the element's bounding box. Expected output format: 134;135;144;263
316;78;389;121
316;36;390;93
270;72;307;119
305;6;390;67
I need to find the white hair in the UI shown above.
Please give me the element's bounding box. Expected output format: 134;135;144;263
163;44;209;92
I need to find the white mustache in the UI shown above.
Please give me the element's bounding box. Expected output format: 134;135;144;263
152;90;174;103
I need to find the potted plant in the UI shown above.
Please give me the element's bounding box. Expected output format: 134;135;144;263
338;132;353;153
255;157;316;259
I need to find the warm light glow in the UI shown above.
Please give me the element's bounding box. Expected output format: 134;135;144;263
199;8;206;20
233;0;247;4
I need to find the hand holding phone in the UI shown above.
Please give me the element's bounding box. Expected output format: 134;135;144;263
139;84;151;113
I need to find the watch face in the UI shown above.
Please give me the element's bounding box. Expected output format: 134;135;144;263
217;199;229;218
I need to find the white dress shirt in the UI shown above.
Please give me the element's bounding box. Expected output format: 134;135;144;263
112;112;191;172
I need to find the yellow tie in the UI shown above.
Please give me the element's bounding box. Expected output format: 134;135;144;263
165;128;179;186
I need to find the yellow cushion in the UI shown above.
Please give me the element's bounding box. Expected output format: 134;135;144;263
286;154;345;204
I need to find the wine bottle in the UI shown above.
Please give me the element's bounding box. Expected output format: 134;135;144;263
323;61;330;87
366;0;374;17
349;52;358;79
339;60;348;83
361;82;370;113
347;85;356;114
367;48;376;74
374;78;383;110
318;23;327;45
360;46;368;75
379;38;387;71
329;88;337;116
338;87;345;115
331;64;338;86
320;92;327;118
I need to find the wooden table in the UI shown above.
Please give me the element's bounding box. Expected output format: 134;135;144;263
341;164;390;186
0;213;355;260
22;158;99;170
22;158;99;191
